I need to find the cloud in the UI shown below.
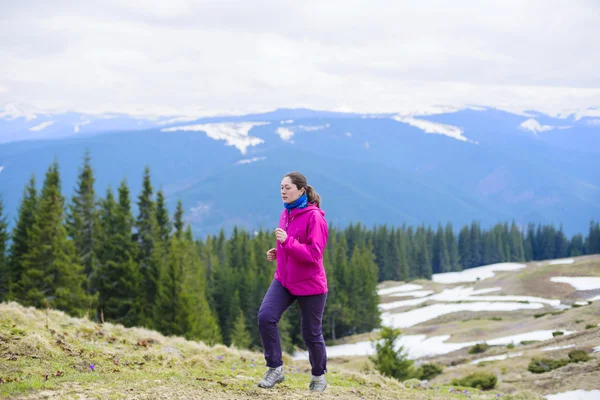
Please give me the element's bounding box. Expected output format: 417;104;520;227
1;1;600;117
162;122;268;154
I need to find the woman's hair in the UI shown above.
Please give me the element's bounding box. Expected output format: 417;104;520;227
284;171;321;208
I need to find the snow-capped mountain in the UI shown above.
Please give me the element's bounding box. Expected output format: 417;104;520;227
0;104;598;237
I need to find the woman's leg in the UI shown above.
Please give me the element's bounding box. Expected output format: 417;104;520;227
297;293;328;376
257;279;295;368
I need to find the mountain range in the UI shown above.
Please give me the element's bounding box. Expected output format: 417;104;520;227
0;104;598;237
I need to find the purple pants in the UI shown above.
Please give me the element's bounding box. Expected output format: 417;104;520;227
257;279;328;376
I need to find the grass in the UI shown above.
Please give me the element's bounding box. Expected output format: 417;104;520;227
0;301;537;400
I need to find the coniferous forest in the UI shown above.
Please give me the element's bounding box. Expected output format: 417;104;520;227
1;152;599;353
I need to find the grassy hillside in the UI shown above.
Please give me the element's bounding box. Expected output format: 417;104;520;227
0;302;544;400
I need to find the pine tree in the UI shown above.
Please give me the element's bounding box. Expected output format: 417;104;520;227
135;167;160;328
66;150;98;295
7;175;37;301
0;198;8;301
20;161;88;316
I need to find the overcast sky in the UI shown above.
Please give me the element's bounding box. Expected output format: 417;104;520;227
1;0;599;117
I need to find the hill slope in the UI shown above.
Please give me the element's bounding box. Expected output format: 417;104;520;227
0;302;543;399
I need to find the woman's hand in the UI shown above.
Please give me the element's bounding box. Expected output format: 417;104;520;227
266;248;277;262
274;228;288;243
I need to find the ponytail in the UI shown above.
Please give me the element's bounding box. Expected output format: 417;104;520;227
306;185;321;208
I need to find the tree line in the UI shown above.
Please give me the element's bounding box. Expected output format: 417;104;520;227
0;152;598;352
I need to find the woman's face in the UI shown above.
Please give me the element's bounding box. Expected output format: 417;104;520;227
281;176;304;204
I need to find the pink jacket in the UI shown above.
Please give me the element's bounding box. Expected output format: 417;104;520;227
274;204;328;296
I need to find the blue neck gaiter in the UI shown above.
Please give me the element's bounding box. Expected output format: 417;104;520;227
284;193;308;212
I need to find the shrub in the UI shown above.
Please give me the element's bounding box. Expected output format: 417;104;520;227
521;340;540;345
551;331;564;337
506;343;515;349
450;372;497;390
417;363;443;380
528;357;569;374
468;343;489;354
568;350;590;363
585;324;597;330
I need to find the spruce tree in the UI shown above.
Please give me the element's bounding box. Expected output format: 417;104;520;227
66;150;98;294
7;175;37;301
20;161;88;316
0;198;8;301
230;312;253;349
445;223;461;271
458;225;472;269
95;182;139;326
135;167;160;327
173;199;184;239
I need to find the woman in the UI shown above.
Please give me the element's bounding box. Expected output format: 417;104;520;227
257;171;329;392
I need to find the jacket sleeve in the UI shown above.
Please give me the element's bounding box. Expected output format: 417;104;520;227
281;212;328;264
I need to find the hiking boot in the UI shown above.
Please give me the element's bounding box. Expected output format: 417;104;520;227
309;376;327;392
258;367;284;388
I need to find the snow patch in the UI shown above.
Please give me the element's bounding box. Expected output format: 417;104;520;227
391;290;434;298
382;301;544;329
186;202;210;223
545;390;600;400
276;127;294;141
236;156;266;165
393;116;471;142
432;263;527;284
377;284;423;296
587;295;600;302
548;258;575;265
379;286;560;312
594;346;600;353
162;122;268;154
542;344;575;352
29;121;55;131
469;352;523;365
297;124;329;131
293;330;573;361
550;277;600;291
519;118;571;134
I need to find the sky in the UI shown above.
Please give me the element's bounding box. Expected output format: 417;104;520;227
1;0;599;117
